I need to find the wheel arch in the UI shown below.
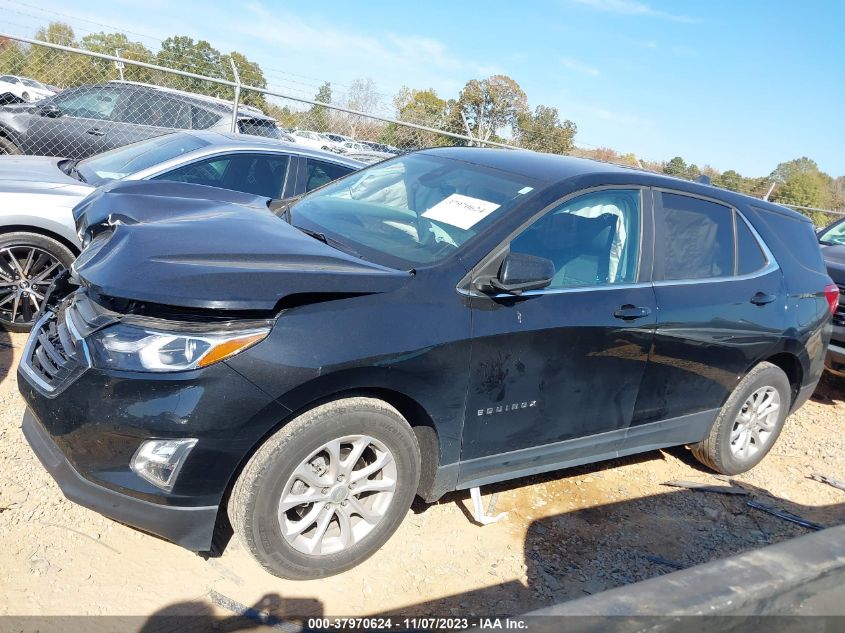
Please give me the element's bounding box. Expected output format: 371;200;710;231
0;223;81;256
763;351;803;407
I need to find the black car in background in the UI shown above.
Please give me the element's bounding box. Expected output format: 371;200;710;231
0;80;287;158
818;216;845;375
18;148;836;580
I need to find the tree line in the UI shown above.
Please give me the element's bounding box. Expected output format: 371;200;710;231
0;22;841;222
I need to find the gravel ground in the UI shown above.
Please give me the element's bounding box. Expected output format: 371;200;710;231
0;328;843;619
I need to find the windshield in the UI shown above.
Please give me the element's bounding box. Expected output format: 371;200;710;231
290;153;540;267
819;219;845;246
21;78;45;89
76;133;209;185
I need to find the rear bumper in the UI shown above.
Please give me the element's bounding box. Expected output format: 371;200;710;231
22;408;218;551
825;339;845;378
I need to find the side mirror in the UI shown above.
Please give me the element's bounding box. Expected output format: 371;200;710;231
38;103;62;118
481;252;555;295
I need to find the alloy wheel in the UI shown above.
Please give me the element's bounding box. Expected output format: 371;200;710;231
278;435;397;556
729;386;780;460
0;245;64;327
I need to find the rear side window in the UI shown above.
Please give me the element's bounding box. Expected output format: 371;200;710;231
735;216;767;275
659;193;734;280
305;159;354;192
752;206;826;274
121;93;191;129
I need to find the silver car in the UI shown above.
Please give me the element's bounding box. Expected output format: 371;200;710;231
0;130;363;331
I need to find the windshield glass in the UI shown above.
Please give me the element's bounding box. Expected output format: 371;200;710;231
819;220;845;246
76;133;209;185
21;78;45;89
290;153;540;267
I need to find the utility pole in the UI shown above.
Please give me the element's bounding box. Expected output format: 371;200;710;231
114;48;124;81
763;181;776;201
229;57;241;134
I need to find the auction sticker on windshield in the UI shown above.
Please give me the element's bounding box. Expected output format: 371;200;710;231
422;194;500;230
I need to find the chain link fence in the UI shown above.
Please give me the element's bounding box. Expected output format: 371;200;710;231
0;32;842;224
0;33;524;164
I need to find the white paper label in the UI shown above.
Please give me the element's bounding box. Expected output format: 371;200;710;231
422;194;500;230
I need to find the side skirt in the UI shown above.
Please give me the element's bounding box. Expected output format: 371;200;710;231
448;409;717;494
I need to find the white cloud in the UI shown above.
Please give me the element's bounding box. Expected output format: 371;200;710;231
570;0;700;23
560;57;600;76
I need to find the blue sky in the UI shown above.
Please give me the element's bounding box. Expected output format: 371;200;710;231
2;0;843;176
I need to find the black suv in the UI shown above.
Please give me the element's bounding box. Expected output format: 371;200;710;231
0;80;286;158
18;149;837;579
818;216;845;375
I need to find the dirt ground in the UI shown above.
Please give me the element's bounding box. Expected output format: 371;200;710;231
1;327;843;620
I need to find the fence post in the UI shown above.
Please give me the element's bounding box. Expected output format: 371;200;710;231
229;57;241;134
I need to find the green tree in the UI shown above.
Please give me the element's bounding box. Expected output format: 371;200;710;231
224;50;268;109
718;169;743;191
772;171;833;209
155;36;226;95
769;157;820;183
306;81;332;131
663;156;688;177
0;39;25;76
388;86;450;147
456;74;528;141
80;32;155;83
515;104;576;154
25;22;88;88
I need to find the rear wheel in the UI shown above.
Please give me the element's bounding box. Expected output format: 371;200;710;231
0;232;75;332
229;397;421;579
0;136;21;155
691;361;791;475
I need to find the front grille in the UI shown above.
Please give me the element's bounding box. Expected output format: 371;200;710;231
22;306;83;391
835;285;845;328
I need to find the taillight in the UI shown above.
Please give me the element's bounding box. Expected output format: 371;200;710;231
824;283;840;315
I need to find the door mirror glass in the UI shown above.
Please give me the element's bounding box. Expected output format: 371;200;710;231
485;252;555;295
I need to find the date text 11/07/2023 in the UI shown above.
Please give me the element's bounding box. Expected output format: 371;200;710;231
304;617;529;630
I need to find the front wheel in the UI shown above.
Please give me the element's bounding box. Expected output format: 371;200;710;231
0;232;75;332
691;361;791;475
229;397;421;579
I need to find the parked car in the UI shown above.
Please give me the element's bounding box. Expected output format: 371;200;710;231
360;140;400;155
288;130;335;152
18;148;836;580
0;130;362;331
817;216;845;375
0;80;288;158
0;75;55;102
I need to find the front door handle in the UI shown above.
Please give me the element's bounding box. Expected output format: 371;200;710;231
86;127;105;136
613;305;652;321
750;292;776;306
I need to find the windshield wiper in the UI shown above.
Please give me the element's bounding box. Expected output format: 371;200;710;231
294;225;362;258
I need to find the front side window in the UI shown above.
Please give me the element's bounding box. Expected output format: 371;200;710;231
154;153;289;198
819;219;845;246
510;189;641;288
52;88;121;120
290;153;540;267
305;159;354;192
76;133;209;184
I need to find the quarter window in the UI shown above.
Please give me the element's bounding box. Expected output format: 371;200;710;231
735;216;767;275
509;189;641;288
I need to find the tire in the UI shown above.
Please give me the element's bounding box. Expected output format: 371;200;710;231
0;232;75;332
0;136;21;155
691;361;791;475
229;397;421;579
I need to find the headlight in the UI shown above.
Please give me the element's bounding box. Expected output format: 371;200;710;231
88;322;270;372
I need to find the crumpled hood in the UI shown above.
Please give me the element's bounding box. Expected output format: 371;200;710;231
0;155;92;194
822;243;845;285
72;180;410;311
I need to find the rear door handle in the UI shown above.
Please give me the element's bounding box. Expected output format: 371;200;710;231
86;127;105;136
750;292;776;306
613;305;652;321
